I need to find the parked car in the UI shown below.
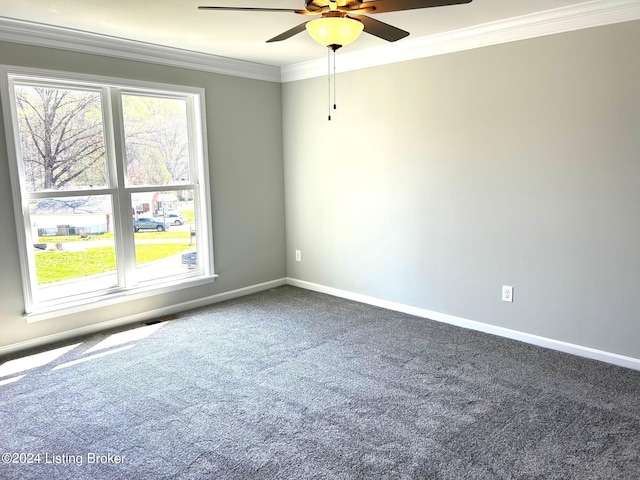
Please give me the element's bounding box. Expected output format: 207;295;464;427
154;213;186;226
181;251;197;269
133;217;170;232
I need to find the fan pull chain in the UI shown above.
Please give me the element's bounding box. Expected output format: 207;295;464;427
327;45;341;121
327;47;332;121
333;47;337;113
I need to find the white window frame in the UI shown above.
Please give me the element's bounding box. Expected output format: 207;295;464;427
0;65;216;322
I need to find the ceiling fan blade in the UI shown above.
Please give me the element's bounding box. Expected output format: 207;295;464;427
306;0;328;12
356;16;409;42
266;22;310;43
342;5;376;15
198;6;310;14
358;0;472;14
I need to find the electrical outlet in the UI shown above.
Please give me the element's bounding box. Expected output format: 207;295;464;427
295;250;301;262
502;285;513;303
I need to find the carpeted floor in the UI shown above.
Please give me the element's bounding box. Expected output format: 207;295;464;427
1;285;639;479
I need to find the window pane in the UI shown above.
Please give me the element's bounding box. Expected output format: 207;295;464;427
122;95;191;186
132;189;198;283
5;72;211;315
29;195;118;302
14;85;108;192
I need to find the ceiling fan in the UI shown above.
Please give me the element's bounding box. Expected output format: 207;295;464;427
198;0;473;48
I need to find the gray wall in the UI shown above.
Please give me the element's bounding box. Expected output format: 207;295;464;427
283;21;640;359
0;41;286;352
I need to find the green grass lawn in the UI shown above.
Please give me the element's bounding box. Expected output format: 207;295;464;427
39;230;192;243
35;243;194;284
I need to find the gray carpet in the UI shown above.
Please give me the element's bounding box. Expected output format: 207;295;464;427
1;285;639;479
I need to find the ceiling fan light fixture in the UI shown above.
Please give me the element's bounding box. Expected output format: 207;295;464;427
305;16;364;48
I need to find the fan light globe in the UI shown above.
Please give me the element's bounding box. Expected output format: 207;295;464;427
306;17;364;48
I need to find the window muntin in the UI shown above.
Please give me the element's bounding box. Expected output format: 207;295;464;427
2;69;212;316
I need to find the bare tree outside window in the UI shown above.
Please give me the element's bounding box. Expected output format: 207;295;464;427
15;86;107;192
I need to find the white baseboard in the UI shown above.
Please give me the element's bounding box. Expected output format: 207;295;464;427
0;278;287;357
6;276;639;372
286;278;640;372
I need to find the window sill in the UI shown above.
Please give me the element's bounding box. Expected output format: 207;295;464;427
24;274;219;323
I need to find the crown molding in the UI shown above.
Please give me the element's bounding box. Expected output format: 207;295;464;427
0;17;281;83
1;0;638;84
281;0;640;82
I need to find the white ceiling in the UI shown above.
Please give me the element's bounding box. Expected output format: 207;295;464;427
0;0;601;68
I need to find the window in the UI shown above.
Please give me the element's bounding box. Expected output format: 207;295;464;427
0;67;214;318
